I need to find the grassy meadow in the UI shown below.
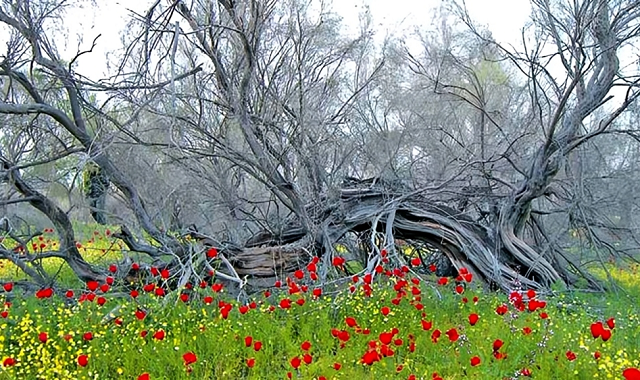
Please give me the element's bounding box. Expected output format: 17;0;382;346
0;227;639;379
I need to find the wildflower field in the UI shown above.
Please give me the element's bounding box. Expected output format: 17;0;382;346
0;228;639;379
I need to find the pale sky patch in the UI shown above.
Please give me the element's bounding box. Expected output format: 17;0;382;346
2;0;533;79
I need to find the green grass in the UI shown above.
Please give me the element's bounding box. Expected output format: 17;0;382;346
0;268;638;379
0;230;639;379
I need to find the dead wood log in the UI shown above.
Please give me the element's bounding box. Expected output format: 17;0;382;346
218;178;600;292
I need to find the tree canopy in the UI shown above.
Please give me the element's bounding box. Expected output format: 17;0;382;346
1;0;640;294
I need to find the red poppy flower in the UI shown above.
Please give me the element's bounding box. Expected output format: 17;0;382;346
154;288;165;297
333;362;342;370
212;283;224;292
254;341;262;351
594;351;601;360
160;269;170;279
0;311;8;318
2;357;15;367
290;356;301;369
591;321;603;339
361;350;381;365
280;299;292;309
143;283;155;292
301;341;311;351
606;317;615;330
180;294;189;303
245;336;253;347
2;283;13;292
421;319;433;331
380;344;394;357
437;277;448;286
83;332;93;341
332;256;345;267
36;288;53;298
239;305;249;314
455;285;464;294
312;288;322;298
294;270;304;280
97;296;106;306
540;312;549;319
493;351;507;360
203;296;213;305
109;265;117;273
381;306;390;316
492;339;504;352
446;328;459;342
135;310;146;320
601;328;612;341
623;368;640;380
140;330;148;338
220;303;233;319
77;354;89;367
306;262;317;273
522;326;532;335
296;298;305;306
521;368;532;377
468;313;479;326
38;332;48;343
528;299;546;311
150;267;159;276
130;290;139;298
470;356;481;366
496;304;508;315
153;330;165;340
246;358;255;368
566;350;577;361
411;257;421;266
183;351;197;366
207;247;218;258
87;281;99;291
66;290;74;298
431;329;441;343
303;353;312;364
379;331;393;345
131;263;140;271
137;374;150;380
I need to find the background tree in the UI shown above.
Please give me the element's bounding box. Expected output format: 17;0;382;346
1;0;640;293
